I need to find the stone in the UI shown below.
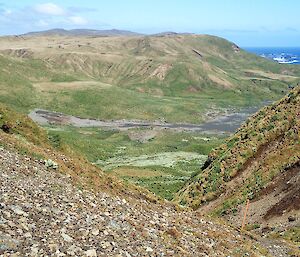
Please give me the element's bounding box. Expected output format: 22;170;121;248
21;222;29;231
0;235;20;251
91;228;99;236
11;206;26;216
100;241;111;249
124;252;132;257
48;243;59;251
3;211;11;218
62;233;73;242
146;246;153;252
1;124;11;133
24;232;32;238
85;249;97;256
31;246;39;255
288;216;296;222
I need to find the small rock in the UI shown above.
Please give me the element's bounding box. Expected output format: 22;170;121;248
48;244;58;252
100;241;111;249
62;232;73;242
91;228;99;236
3;211;11;218
124;251;132;257
11;206;27;216
288;216;296;222
85;249;97;256
30;246;39;255
1;124;11;133
21;222;29;231
0;235;20;251
146;246;153;252
24;232;32;238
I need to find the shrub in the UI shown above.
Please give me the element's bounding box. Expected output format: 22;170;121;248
45;159;59;170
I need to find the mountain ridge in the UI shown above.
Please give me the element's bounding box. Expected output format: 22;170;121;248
22;28;142;37
0;34;299;124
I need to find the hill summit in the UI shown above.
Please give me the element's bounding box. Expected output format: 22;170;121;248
22;28;142;37
0;33;300;123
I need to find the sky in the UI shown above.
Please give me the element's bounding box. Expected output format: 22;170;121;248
0;0;299;46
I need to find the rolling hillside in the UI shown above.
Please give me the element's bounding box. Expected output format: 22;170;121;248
0;34;299;123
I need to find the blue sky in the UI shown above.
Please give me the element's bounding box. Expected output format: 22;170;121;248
0;0;299;46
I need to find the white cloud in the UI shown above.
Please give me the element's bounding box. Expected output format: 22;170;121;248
36;19;49;27
68;16;88;25
34;3;65;16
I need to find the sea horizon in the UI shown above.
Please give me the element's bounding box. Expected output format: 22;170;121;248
244;46;300;64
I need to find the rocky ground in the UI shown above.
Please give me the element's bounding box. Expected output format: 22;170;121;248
28;108;261;135
0;145;274;256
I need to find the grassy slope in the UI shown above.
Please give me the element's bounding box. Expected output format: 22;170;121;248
46;126;224;200
0;35;300;123
0;103;159;203
174;86;300;210
0;53;271;123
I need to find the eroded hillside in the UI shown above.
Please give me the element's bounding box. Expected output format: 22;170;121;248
175;86;300;246
0;34;299;123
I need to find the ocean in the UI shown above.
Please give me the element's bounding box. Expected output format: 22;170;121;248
244;47;300;64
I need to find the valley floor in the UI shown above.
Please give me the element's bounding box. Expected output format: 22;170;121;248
27;103;268;200
28;105;265;134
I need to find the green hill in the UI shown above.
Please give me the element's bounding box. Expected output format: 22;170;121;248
0;34;299;123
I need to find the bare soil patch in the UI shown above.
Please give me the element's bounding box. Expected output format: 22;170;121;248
263;162;300;219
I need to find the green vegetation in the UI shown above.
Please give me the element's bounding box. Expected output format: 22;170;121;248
47;126;224;199
1;34;299;253
175;86;300;210
282;227;300;244
269;227;300;245
0;103;48;146
0;102;160;205
1;34;300;204
1;35;300;123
